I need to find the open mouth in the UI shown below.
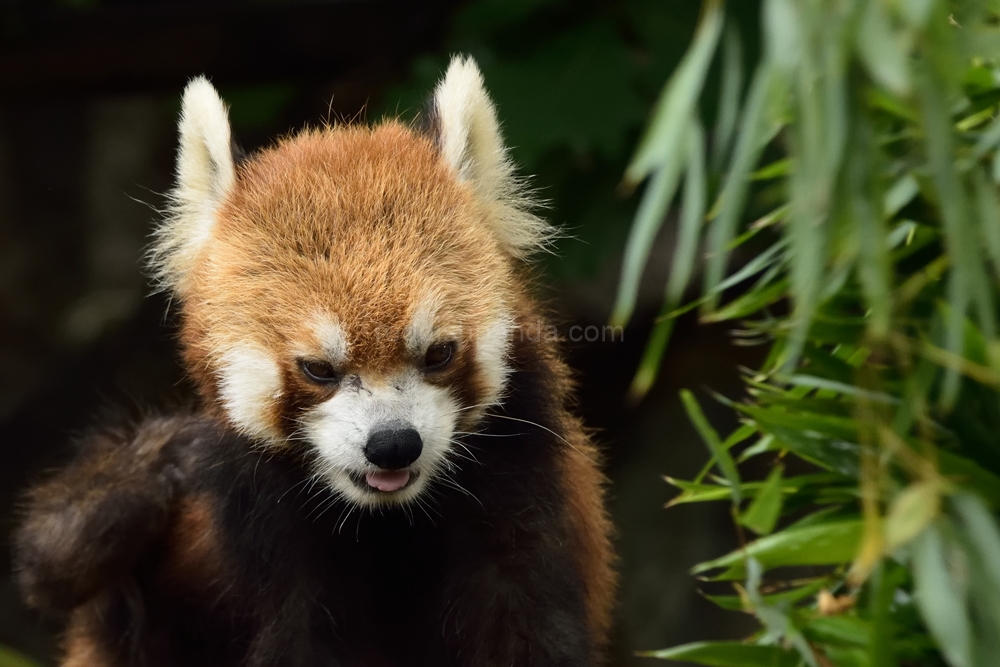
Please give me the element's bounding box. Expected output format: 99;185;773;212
349;469;419;493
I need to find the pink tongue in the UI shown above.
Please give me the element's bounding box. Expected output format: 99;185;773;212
366;469;411;492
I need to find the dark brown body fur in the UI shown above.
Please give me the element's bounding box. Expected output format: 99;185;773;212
14;327;614;667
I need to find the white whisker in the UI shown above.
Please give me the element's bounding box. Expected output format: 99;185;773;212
484;412;596;463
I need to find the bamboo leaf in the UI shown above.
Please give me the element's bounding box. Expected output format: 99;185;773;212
666;472;847;507
739;404;859;476
705;577;828;612
625;3;723;184
638;641;800;666
664;478;734;507
750;158;792;181
681;389;742;503
887;219;919;249
614;6;726;329
856;1;912;96
629;312;676;400
848;109;892;339
692;520;864;580
972;113;1000;160
787;505;857;529
820;647;868;667
884;481;941;553
630;120;711;398
971;167;1000;285
705;62;786;302
667;121;706;306
807;316;868;346
744;558;819;667
951;493;1000;595
938;449;1000;509
912;522;972;667
712;22;744;172
712;239;787;295
918;69;975;409
738;434;782;463
869;87;919;121
883;173;919;218
740;464;785;535
763;0;802;73
953;492;1000;662
738;406;857;442
898;0;934;28
921;321;1000;387
611;146;686;327
867;561;907;667
785;375;898;404
783;67;836;368
955;106;994;133
802;616;870;647
702;278;789;323
667;121;708;306
694;422;758;483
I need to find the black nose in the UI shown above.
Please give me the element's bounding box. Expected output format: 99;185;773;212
364;427;423;469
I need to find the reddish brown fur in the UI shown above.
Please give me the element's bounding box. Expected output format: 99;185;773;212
181;122;515;428
515;305;617;644
62;609;112;667
559;434;616;642
16;101;617;665
162;495;225;589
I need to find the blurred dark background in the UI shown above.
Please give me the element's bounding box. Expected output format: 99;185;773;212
0;0;764;664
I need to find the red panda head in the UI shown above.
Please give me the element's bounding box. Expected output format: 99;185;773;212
149;57;551;507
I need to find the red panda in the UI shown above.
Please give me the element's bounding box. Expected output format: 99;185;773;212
14;56;615;667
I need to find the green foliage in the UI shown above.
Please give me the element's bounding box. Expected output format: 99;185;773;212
616;0;1000;665
220;84;297;131
378;0;760;280
639;641;801;666
0;646;41;667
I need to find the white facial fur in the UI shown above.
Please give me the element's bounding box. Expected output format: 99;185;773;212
308;316;350;366
214;311;495;509
217;345;283;441
405;299;440;357
475;314;514;411
299;371;459;507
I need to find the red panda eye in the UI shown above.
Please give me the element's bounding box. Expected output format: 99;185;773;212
300;359;339;384
423;342;455;371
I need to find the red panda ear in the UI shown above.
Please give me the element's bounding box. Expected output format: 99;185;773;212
149;76;236;297
432;56;553;259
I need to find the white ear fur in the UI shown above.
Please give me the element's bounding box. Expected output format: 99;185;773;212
433;56;552;259
149;76;235;296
